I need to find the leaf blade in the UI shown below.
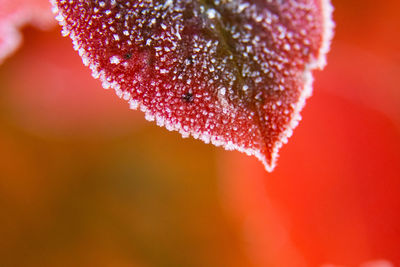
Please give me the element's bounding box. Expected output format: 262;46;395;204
51;0;334;171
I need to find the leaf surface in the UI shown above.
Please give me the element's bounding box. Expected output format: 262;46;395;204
52;0;333;171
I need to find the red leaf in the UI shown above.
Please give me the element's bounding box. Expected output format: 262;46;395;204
51;0;333;171
0;0;54;63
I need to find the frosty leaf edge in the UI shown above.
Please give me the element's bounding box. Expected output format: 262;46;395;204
50;0;334;172
273;0;334;168
261;0;334;171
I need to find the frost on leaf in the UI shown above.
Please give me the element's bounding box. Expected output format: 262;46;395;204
0;0;54;64
52;0;334;171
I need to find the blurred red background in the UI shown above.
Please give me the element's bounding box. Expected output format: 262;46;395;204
0;0;399;266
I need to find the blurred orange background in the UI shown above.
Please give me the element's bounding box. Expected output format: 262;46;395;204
0;0;399;266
